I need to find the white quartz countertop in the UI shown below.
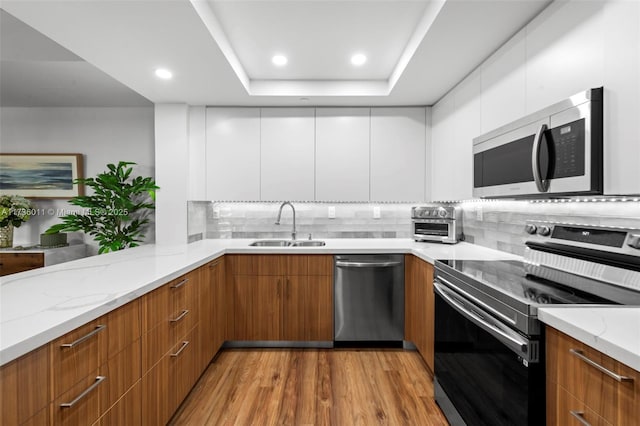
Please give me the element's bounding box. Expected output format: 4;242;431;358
539;307;640;372
0;238;518;365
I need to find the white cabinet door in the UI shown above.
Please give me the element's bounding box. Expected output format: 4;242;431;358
525;0;605;113
260;108;315;201
430;94;456;202
315;108;370;201
205;108;260;201
480;28;526;134
602;0;640;194
370;107;426;201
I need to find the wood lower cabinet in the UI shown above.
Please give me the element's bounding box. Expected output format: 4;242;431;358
227;255;333;341
0;345;49;425
198;257;226;372
49;300;141;425
404;255;434;373
0;252;44;276
547;327;640;425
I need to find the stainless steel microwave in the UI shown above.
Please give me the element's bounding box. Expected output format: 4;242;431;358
473;87;603;198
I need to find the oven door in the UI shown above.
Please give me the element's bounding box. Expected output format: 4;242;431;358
433;280;545;426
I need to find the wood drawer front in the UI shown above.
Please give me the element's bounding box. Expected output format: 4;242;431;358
51;301;140;398
227;254;310;276
52;340;140;425
0;345;49;425
142;272;197;332
93;379;141;426
0;252;44;276
555;387;612;426
307;255;333;276
618;364;640;426
547;328;618;423
142;272;198;371
142;326;200;426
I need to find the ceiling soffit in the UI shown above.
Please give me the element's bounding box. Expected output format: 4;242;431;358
191;0;446;97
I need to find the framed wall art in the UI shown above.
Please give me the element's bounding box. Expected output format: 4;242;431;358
0;153;84;198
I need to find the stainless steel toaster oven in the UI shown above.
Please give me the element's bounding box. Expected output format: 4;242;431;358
411;205;462;244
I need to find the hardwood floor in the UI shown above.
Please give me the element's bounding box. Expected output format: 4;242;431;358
170;349;448;425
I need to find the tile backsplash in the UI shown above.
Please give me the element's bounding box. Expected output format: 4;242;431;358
188;199;640;256
188;202;414;241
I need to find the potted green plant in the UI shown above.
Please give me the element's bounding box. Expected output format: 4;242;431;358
45;161;159;254
0;195;34;248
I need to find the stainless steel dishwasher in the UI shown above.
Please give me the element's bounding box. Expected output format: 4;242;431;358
334;254;404;342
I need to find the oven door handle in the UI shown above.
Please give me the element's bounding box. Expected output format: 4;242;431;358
434;281;529;356
435;275;517;326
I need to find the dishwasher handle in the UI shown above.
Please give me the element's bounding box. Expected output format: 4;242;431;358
336;260;402;268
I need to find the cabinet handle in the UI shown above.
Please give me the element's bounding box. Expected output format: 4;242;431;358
170;341;190;357
569;349;633;382
171;278;189;289
60;376;106;408
209;260;222;268
60;325;106;348
569;410;592;426
170;309;190;323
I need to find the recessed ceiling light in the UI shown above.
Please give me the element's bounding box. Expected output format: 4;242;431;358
351;53;367;66
155;68;173;80
272;55;288;66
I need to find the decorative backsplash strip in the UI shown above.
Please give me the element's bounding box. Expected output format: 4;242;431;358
188;200;640;257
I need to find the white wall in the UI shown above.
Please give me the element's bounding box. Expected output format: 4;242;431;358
431;0;640;200
0;107;154;251
154;104;189;245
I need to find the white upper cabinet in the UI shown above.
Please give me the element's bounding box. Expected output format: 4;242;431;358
315;108;370;201
601;0;640;194
480;29;526;134
370;107;426;202
205;107;260;201
260;108;315;201
525;1;605;113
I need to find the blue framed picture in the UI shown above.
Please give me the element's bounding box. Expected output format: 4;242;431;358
0;153;84;198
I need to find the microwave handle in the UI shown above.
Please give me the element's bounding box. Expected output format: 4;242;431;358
532;123;549;192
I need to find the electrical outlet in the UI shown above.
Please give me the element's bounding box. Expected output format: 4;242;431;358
476;206;483;221
373;206;381;219
213;207;220;219
328;206;336;219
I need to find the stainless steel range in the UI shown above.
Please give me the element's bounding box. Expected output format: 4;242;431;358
433;221;640;426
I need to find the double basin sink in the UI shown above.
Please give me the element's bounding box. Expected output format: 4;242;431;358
249;239;326;247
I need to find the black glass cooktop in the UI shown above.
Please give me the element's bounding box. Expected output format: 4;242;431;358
436;259;616;306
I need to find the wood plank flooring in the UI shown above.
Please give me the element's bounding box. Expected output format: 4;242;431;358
170;349;448;425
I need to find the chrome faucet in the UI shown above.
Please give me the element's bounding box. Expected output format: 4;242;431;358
275;201;296;240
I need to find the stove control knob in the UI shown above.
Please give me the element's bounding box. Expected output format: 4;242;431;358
437;208;448;218
525;224;537;235
537;226;551;236
628;234;640;249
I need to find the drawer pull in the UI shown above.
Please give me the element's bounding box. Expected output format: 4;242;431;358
569;410;592;426
171;278;189;289
170;309;190;323
60;325;106;348
569;349;633;382
209;260;222;268
170;341;190;357
60;376;106;408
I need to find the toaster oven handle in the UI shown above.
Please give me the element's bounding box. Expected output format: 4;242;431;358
532;123;549;192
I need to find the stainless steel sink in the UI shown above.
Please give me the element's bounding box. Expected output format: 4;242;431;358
290;240;326;247
249;239;326;247
248;240;291;247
